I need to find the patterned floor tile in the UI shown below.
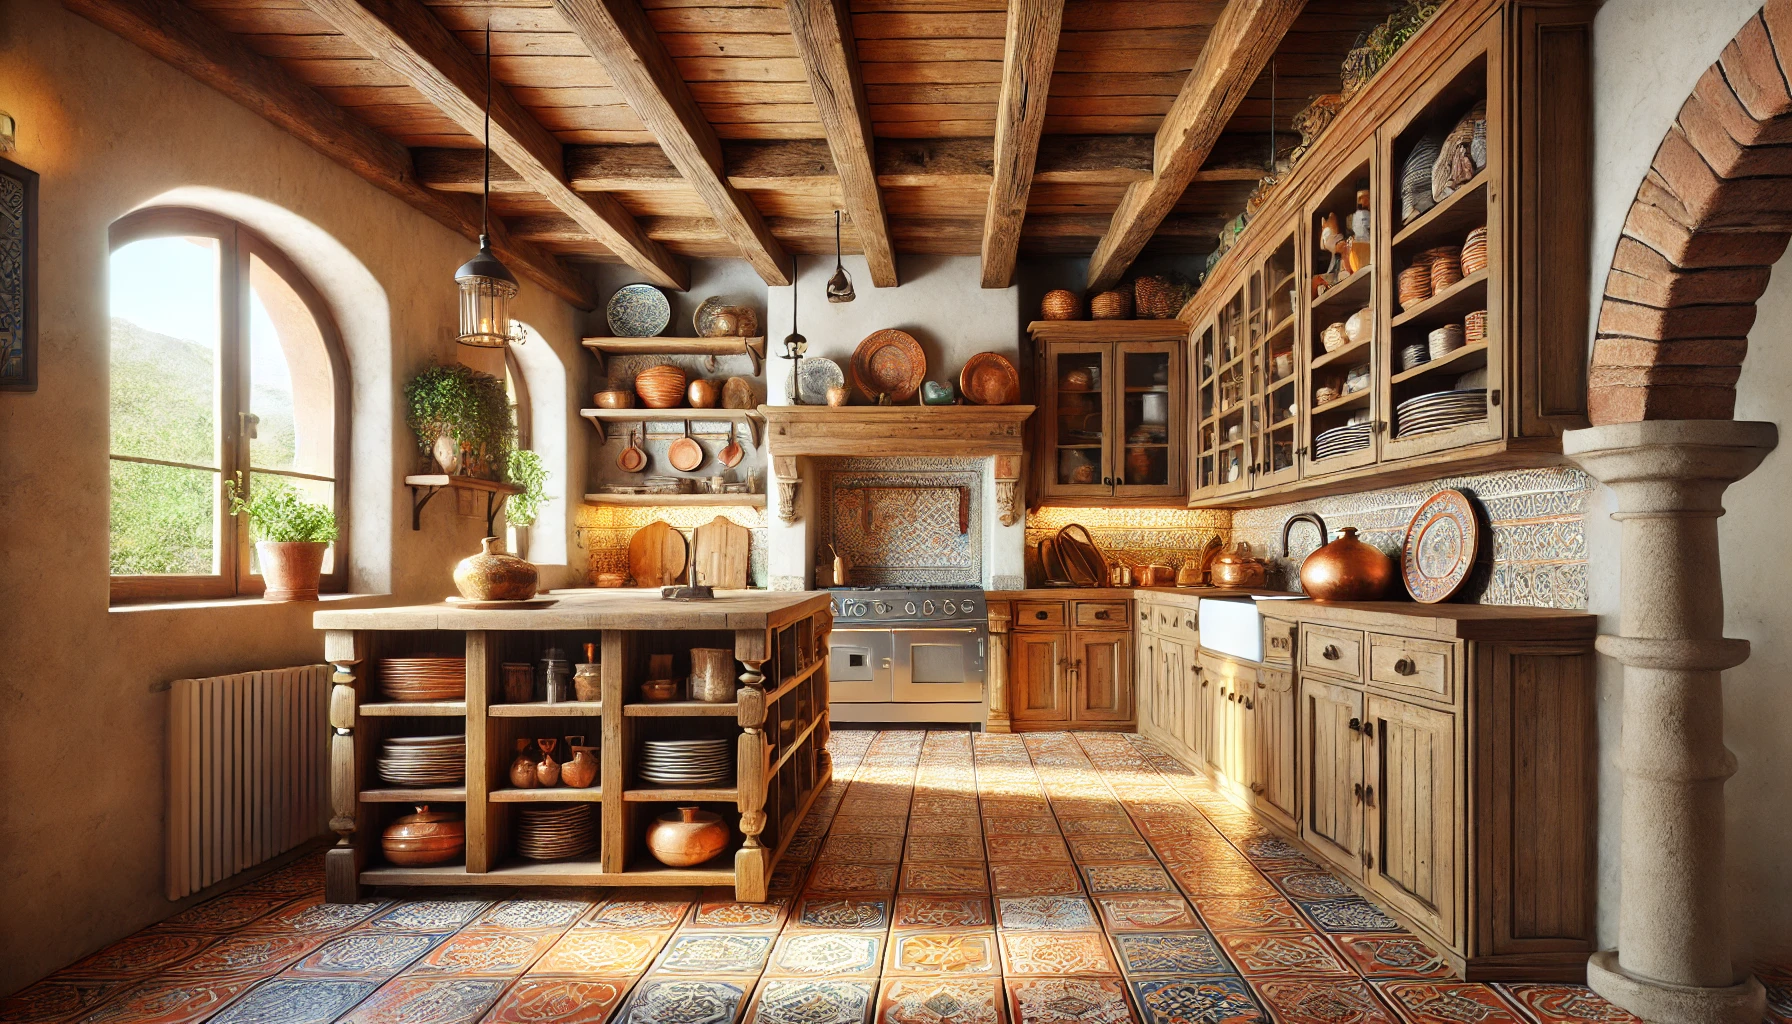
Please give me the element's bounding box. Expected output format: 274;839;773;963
907;835;987;862
745;979;875;1024
807;863;899;895
654;934;777;978
883;932;1001;978
531;930;666;976
1295;898;1405;934
153;893;297;934
622;978;751;1024
205;978;376;1024
1329;934;1454;980
287;931;442;979
995;896;1098;932
369;901;490;933
1111;931;1232;978
907;816;982;837
692;898;790;931
483;978;632;1024
1093;895;1202;932
911;796;981;817
1065;837;1155;863
1170;864;1281;901
1494;985;1644;1024
984;836;1072;863
476;900;594;931
874;978;1005;1024
1215;931;1354;977
789;898;892;932
769;863;811;897
1130;976;1267;1024
332;978;505;1024
1374;982;1526;1024
242;899;388;937
1193;897;1309;933
1056;817;1139;837
766;933;885;980
73;977;258;1024
1278;871;1364;902
583;901;690;932
404;928;561;977
820;835;906;864
989;863;1083;897
0;979;128;1024
892;896;994;931
1004;977;1133;1024
163;932;326;979
1082;864;1176;896
984;818;1061;837
1250;976;1400;1024
997;932;1119;978
57;932;218;979
899;862;989;894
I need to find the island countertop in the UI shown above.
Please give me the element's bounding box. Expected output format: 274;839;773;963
313;588;830;632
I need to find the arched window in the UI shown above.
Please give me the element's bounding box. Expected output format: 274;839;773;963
109;208;349;601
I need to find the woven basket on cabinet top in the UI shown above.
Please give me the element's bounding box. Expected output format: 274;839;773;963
1090;289;1133;320
1041;289;1081;320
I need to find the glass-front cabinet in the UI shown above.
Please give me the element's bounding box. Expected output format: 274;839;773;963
1030;322;1187;504
1253;232;1300;487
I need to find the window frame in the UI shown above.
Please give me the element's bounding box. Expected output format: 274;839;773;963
108;208;351;603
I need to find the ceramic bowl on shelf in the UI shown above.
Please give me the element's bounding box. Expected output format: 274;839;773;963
640;679;680;702
1429;323;1466;359
593;390;635;410
1321;322;1349;353
634;364;688;409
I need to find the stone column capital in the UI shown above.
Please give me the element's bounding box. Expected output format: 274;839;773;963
1564;420;1777;515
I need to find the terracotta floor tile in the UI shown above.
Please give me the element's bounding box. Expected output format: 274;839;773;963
1003;977;1134;1024
1066;837;1156;863
368;901;491;933
691;898;790;931
1373;982;1526;1024
745;979;875;1024
883;932;1002;978
581;901;689;932
152;893;299;934
1294;898;1405;934
1214;930;1354;977
531;930;667;976
908;834;988;861
1092;895;1202;933
73;976;258;1024
907;816;982;838
335;977;509;1024
1193;897;1309;933
1111;930;1233;978
789;897;893;931
806;863;899;896
652;933;776;978
241;898;389;937
997;932;1120;978
162;931;328;980
892;896;994;931
899;861;989;894
986;836;1072;863
474;900;594;932
990;863;1084;898
1170;864;1281;901
0;979;128;1024
1056;817;1140;838
620;977;755;1024
995;896;1099;932
1493;984;1644;1024
287;932;443;979
206;978;377;1024
1277;870;1366;903
1329;934;1454;980
57;932;218;980
482;978;632;1024
764;932;885;980
404;928;562;977
823;816;907;837
820;835;906;864
1081;864;1176;897
1129;975;1268;1024
874;978;1006;1024
1250;976;1400;1024
984;818;1062;837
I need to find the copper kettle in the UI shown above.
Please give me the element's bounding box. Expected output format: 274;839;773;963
1299;526;1394;601
1210;542;1267;588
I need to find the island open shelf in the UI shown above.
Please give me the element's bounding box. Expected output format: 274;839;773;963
316;589;832;903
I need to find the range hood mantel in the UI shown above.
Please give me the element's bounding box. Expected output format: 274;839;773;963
758;405;1035;458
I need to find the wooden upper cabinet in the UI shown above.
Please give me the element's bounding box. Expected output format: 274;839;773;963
1029;321;1187;506
1184;0;1596;508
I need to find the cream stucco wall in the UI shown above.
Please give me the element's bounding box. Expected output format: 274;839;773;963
1587;0;1790;962
0;0;583;995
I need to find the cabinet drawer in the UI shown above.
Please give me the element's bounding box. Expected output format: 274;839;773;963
1074;601;1129;629
1301;624;1363;680
1368;633;1455;701
1263;618;1296;665
1154;605;1184;633
1016;601;1066;630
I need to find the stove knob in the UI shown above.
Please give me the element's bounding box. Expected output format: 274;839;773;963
874;601;888;614
851;602;867;617
962;600;978;615
905;602;917;615
829;600;840;616
922;600;935;616
944;600;957;614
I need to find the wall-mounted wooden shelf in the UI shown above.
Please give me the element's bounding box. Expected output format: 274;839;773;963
403;475;522;534
582;336;767;376
583;493;766;509
579;408;764;446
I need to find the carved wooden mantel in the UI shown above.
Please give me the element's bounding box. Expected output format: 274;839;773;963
758;405;1034;457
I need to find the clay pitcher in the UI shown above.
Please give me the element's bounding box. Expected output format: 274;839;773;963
563;735;599;789
646;805;728;867
508;738;538;789
454;536;538;602
535;738;561;787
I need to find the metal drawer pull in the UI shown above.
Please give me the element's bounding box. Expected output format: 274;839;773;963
1354;782;1363;802
1394;656;1417;676
1363;722;1375;740
1094;609;1112;620
1364;784;1375;807
1348;717;1362;733
1244;698;1254;710
1035;611;1049;620
1322;644;1341;661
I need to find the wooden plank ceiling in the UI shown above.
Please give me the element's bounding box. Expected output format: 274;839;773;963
82;0;1390;301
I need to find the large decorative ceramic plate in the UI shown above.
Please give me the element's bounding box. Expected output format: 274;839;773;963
786;357;845;405
606;283;671;337
960;352;1021;405
1401;489;1478;603
851;329;926;402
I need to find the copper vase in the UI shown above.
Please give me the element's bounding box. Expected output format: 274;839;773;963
508;738;538;789
1299;526;1394;601
454;537;538;602
646;805;729;867
563;735;599;789
535;738;561;787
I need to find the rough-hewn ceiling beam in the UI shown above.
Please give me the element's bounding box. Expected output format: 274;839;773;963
552;0;790;286
62;0;597;308
786;0;898;287
1085;0;1306;292
982;0;1064;288
298;0;686;290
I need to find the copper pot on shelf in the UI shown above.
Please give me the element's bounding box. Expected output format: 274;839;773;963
646;805;729;867
1299;526;1394;601
1210;542;1267;588
381;805;465;867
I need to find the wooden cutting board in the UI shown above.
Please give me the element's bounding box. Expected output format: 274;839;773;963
692;516;750;590
627;520;687;587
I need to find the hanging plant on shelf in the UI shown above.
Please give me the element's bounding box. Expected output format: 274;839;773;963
505;449;549;528
403;362;515;480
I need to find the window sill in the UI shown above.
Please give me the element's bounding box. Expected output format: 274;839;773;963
110;592;390;615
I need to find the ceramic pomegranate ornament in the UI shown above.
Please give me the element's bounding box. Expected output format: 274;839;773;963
1299;526;1395;601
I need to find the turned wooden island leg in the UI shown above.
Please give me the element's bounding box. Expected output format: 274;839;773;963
986;603;1012;733
324;630;363;903
734;653;771;901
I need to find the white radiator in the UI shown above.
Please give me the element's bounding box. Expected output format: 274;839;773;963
165;665;332;900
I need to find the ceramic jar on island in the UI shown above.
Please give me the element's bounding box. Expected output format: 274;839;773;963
646;805;729;867
574;643;602;703
689;648;736;703
454;537;538;602
509;738;538;789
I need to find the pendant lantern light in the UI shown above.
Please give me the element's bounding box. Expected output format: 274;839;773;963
455;24;522;348
781;255;807;403
825;210;855;303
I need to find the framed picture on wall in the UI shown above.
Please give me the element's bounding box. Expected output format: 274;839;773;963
1;155;38;392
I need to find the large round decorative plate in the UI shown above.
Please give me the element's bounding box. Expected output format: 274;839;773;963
851;329;926;402
606;283;671;338
959;352;1020;405
1401;489;1478;603
786;357;845;405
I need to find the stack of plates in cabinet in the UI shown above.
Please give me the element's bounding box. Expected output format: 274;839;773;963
1396;389;1487;439
377;735;465;787
1313;423;1372;461
379;657;466;702
639;738;733;786
515;804;596;861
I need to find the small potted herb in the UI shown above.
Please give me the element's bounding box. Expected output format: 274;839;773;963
505;449;549;558
404;362;515;479
227;476;338;601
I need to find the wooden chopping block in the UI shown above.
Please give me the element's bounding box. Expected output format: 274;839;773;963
692;516;750;590
628;520;687;587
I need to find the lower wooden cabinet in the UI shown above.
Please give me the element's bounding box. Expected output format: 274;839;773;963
1002;598;1135;730
1300;676;1365;871
1365;693;1457;943
1011;631;1068;724
1251;667;1297;832
1072;630;1132;722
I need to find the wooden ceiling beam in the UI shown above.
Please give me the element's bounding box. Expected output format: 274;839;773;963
1084;0;1306;292
62;0;597;308
297;0;687;290
551;0;790;286
982;0;1065;288
785;0;898;287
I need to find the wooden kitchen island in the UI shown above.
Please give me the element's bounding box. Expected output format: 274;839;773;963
314;590;831;903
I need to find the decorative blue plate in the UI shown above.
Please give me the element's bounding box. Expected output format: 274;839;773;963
606;283;671;338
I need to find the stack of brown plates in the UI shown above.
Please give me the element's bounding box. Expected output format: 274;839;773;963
1397;265;1433;310
515;804;597;861
1429;252;1463;292
380;657;466;702
1464;310;1487;345
378;735;465;787
1460;227;1489;275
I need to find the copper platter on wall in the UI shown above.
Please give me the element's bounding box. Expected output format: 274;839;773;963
1401;489;1479;603
960;352;1020;405
851;329;926;402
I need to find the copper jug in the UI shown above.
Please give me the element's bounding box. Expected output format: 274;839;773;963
646;805;728;867
381;805;465;867
563;735;599;789
508;737;538;789
535;738;561;787
1299;526;1394;601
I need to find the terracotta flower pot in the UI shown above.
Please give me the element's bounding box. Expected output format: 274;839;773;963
258;541;328;602
646;805;729;867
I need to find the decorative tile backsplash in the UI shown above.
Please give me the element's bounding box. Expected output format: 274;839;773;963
1025;506;1230;583
818;457;983;586
576;504;768;587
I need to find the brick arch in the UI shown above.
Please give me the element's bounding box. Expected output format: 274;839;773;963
1591;3;1792;424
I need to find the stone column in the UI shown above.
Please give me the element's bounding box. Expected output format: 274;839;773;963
1564;420;1775;1024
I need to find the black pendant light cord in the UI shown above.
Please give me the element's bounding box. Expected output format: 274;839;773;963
482;22;492;241
835;211;842;270
1268;58;1276;173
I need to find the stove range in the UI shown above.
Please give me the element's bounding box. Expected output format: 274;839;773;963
826;586;987;724
829;586;983;625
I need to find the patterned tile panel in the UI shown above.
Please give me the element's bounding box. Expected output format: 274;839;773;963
819;458;985;586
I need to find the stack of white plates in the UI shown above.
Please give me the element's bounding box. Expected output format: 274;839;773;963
377;735;465;787
1313;424;1372;461
639;738;733;786
515;804;596;861
1396;389;1487;438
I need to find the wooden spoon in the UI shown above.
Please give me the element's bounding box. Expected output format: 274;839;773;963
719;420;744;468
617;429;648;473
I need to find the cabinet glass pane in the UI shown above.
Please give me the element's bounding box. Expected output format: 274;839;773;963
1120;351;1171;486
1054;350;1105;486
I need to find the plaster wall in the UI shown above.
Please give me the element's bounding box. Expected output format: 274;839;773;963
1587;0;1789;961
0;1;579;995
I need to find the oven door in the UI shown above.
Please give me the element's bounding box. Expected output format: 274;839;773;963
892;627;986;703
828;629;893;703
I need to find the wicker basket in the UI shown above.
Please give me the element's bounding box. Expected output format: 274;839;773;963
1090;289;1134;320
1041;289;1081;320
1460;226;1489;275
634;364;688;409
1464;309;1487;345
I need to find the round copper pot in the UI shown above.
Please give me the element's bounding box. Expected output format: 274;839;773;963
647;805;728;867
382;805;465;866
1299;526;1394;601
1210;543;1266;588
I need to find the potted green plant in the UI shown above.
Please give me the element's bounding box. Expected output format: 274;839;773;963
227;476;338;601
404;362;515;479
505;449;549;557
